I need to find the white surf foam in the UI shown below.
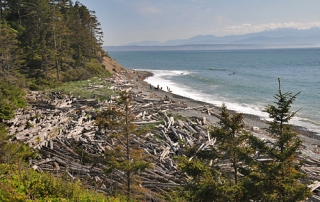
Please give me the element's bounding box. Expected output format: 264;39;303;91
142;69;269;116
139;69;320;136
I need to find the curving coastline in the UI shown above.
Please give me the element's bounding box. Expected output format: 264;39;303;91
131;69;320;146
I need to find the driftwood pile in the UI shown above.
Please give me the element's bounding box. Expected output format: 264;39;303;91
5;74;221;200
6;72;320;200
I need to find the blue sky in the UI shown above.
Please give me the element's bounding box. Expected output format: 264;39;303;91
79;0;320;46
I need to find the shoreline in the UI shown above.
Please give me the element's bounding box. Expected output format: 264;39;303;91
129;69;320;145
7;66;320;198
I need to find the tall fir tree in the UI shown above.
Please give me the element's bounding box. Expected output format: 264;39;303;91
210;104;256;201
248;78;311;201
0;21;21;75
96;91;152;201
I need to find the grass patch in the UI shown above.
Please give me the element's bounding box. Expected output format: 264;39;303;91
52;77;115;101
139;122;158;132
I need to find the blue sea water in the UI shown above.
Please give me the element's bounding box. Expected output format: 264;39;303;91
108;48;320;135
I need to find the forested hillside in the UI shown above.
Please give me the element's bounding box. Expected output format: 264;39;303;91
0;1;128;201
0;0;108;86
0;0;115;122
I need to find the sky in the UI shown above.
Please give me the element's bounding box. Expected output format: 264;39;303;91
78;0;320;46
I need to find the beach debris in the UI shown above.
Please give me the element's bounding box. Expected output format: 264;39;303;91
5;71;320;200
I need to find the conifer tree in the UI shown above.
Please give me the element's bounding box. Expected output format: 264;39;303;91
210;104;256;201
96;91;151;201
1;0;105;82
177;105;255;201
0;21;22;76
249;78;311;201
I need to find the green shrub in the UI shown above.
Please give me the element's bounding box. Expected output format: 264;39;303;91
0;82;27;121
29;78;55;90
0;164;111;201
0;123;37;164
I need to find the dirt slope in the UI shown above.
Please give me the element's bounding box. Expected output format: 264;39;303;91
102;56;126;74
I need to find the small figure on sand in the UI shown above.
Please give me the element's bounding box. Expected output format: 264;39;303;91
167;86;172;92
150;84;152;90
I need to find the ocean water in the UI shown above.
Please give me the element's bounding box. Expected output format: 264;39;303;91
108;49;320;135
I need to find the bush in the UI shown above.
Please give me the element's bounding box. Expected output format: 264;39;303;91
29;78;55;90
0;164;111;201
0;82;27;121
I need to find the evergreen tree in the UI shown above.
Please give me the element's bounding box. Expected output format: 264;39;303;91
0;81;26;121
249;78;311;201
0;21;22;75
96;91;152;201
210;104;256;201
1;0;105;82
177;105;255;201
177;155;229;202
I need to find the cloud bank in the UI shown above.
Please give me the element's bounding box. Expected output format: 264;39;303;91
221;22;320;35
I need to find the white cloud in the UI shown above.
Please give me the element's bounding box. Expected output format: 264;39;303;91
137;6;161;15
223;22;320;34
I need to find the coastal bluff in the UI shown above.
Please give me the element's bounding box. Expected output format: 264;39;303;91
102;55;126;74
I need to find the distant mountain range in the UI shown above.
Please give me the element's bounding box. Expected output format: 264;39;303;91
104;27;320;51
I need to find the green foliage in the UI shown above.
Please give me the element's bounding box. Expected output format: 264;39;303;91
0;163;111;201
53;77;114;101
138;122;157;133
85;60;110;77
29;78;56;91
1;0;108;86
248;79;311;201
96;91;152;201
209;105;256;201
0;21;23;74
0;123;37;164
177;93;311;201
177;104;256;201
0;81;27;121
